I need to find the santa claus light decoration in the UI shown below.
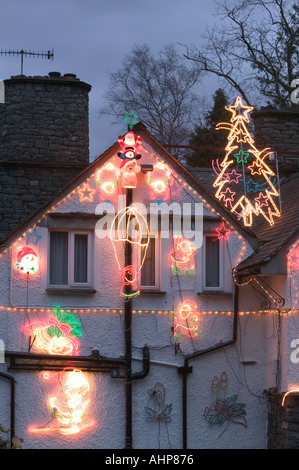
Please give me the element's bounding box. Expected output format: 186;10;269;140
16;246;39;274
117;131;143;189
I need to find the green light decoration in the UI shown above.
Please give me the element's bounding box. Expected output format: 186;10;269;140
47;306;83;339
233;149;250;164
122;111;140;130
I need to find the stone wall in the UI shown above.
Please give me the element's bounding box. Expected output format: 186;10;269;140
0;72;91;241
252;109;299;174
267;389;299;449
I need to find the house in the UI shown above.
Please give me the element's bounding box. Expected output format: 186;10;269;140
0;84;298;449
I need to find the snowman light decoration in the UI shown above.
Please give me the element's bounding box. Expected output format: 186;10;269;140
16;246;39;274
117;131;142;189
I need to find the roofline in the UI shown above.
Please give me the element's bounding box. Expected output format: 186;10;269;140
0;123;258;250
133;122;257;246
0;140;119;249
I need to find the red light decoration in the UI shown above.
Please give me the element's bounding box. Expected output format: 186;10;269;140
78;183;95;202
174;302;199;338
110;206;150;298
215;222;230;241
16;246;38;274
119;159;141;189
146;161;172;199
170;239;196;275
29;369;94;435
288;245;299;271
95;162;120;196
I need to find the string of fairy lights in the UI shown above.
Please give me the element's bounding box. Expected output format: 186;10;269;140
0;141;297;316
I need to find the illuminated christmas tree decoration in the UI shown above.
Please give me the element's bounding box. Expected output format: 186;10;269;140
215;222;230;241
16;246;39;274
78;182;95;202
170;239;196;275
110;206;150;298
29;369;94;435
174;302;199;338
95;162;120;195
213;96;281;227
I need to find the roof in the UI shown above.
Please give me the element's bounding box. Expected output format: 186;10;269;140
187;164;299;275
235;172;299;274
0;122;256;250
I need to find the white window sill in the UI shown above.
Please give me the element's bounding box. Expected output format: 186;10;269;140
46;287;97;295
198;291;233;297
140;289;167;295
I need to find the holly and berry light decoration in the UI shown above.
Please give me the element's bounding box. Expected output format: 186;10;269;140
213;96;281;227
24;306;83;356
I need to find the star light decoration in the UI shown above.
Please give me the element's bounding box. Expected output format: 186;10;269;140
122;111;140;130
215;222;230;241
26;228;42;245
78;183;95;202
212;96;281;227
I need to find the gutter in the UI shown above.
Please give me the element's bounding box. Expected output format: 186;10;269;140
179;283;239;449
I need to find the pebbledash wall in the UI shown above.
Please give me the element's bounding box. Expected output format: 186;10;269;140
0;76;298;448
0;72;91;242
0;130;286;450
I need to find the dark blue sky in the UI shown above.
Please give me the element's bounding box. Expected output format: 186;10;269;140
0;0;220;160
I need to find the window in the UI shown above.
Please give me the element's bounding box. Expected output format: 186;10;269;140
202;234;224;291
139;236;160;291
49;231;93;287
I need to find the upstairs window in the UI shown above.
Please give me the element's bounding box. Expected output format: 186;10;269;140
202;234;224;291
139;236;160;291
49;231;92;287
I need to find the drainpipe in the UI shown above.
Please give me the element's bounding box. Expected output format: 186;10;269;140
0;371;15;448
179;284;239;449
124;187;133;449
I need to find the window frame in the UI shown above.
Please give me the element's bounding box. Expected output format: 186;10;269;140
137;233;161;292
48;229;93;289
202;232;225;292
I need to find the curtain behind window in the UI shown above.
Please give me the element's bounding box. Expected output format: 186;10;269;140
74;234;88;283
50;231;68;285
141;237;155;286
205;237;219;287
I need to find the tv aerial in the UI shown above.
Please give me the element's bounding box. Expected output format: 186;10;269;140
0;49;54;75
